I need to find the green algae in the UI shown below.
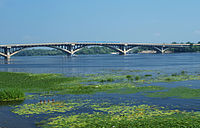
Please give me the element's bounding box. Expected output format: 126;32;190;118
38;104;200;128
13;101;84;115
146;86;200;99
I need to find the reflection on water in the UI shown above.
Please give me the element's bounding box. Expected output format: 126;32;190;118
0;100;24;106
0;58;11;64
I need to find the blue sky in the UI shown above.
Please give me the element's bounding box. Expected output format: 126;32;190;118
0;0;200;44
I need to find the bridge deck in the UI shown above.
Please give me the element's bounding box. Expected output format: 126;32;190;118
0;42;199;47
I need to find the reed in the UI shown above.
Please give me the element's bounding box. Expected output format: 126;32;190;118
0;88;25;101
0;72;82;92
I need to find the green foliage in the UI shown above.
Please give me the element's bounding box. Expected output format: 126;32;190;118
99;78;114;83
76;47;114;55
37;104;200;128
106;86;165;94
0;88;25;101
151;72;200;83
146;87;200;99
0;72;82;92
15;47;115;56
13;102;83;115
144;74;152;77
15;49;64;56
126;75;132;79
135;75;140;80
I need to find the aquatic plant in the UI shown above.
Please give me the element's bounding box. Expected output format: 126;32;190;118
135;75;140;80
38;104;200;128
151;73;200;83
144;74;152;77
0;88;25;101
106;86;165;94
0;72;82;92
146;86;200;99
13;101;83;115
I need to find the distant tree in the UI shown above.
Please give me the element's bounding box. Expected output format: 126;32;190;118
186;42;192;44
171;42;177;44
198;41;200;44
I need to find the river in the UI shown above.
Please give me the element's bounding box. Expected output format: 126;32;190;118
0;53;200;128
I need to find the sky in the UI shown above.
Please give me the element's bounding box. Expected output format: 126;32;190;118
0;0;200;44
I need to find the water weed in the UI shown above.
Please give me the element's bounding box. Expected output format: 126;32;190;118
38;104;200;128
0;72;82;92
106;86;165;94
146;86;200;99
0;88;25;101
13;101;84;115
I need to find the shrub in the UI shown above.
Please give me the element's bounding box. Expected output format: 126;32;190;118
135;76;140;81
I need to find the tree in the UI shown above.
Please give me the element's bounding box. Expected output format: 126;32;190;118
171;42;177;44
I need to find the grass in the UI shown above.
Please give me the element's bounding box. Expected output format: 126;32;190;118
0;72;82;101
146;86;200;99
1;71;200;100
106;86;165;94
0;88;25;101
58;83;136;94
151;72;200;83
0;72;82;92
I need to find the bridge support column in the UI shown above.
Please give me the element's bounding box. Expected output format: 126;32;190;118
4;47;11;59
119;51;127;55
154;47;169;54
118;44;128;55
67;44;75;56
66;52;74;56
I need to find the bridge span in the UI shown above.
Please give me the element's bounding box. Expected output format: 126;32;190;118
0;42;199;59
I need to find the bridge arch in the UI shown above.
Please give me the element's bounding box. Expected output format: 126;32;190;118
0;46;72;59
0;44;139;59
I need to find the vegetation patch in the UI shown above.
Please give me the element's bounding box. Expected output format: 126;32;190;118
0;72;82;92
146;87;200;99
13;101;84;115
106;86;165;94
38;104;200;128
151;72;200;83
86;74;126;83
0;88;25;101
58;83;136;94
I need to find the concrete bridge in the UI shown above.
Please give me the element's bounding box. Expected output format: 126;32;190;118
0;42;199;59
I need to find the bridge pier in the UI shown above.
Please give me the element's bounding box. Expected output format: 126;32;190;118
66;52;74;56
154;47;169;54
119;51;127;55
5;47;11;59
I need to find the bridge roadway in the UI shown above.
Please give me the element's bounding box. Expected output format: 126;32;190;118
0;42;199;59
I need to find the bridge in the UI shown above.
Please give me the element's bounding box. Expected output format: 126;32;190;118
0;42;199;59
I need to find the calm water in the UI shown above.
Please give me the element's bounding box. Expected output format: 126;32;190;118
0;53;200;75
0;53;200;128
